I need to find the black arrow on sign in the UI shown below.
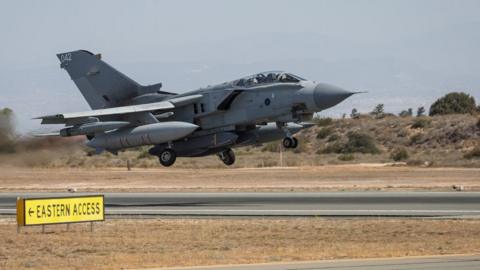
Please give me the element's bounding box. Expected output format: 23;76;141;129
28;208;34;217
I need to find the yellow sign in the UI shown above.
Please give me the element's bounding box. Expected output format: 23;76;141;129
17;195;104;226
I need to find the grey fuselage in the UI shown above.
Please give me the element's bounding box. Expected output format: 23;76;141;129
87;73;354;157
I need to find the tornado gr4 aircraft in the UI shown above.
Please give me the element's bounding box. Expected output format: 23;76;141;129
36;50;356;166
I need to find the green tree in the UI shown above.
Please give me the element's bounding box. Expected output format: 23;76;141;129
416;106;425;117
371;104;384;118
429;92;476;116
399;108;413;117
0;108;15;153
350;108;360;119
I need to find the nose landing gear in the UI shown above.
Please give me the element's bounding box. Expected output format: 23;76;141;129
282;137;298;149
217;148;236;166
276;122;299;149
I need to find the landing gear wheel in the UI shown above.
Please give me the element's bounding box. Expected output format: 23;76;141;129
158;149;176;167
282;137;294;148
218;148;235;166
291;137;298;149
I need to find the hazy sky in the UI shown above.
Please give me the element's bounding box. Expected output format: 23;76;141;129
1;0;479;66
1;0;479;132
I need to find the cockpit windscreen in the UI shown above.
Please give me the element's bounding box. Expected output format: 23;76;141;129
233;71;306;87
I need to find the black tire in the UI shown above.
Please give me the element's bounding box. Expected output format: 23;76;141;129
291;137;298;148
282;137;293;148
219;148;235;166
158;149;176;167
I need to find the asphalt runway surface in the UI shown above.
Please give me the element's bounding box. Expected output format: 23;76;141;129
159;255;480;270
1;192;480;217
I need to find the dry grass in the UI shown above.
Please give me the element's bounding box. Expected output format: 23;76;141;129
0;165;479;192
1;218;479;270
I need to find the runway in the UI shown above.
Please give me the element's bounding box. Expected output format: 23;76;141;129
1;192;480;217
158;255;480;270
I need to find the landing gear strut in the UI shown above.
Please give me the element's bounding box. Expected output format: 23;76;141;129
217;148;235;166
158;148;176;167
282;137;298;149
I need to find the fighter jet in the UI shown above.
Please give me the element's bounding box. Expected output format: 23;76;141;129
35;50;356;166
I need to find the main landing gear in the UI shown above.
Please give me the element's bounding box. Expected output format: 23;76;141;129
282;137;298;149
158;148;176;167
217;148;236;166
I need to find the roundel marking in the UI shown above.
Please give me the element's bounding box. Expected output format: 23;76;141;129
264;98;271;106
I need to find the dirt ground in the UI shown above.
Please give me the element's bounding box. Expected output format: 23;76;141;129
0;218;479;270
0;165;479;192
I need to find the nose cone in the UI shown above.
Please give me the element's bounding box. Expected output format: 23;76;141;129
313;83;354;110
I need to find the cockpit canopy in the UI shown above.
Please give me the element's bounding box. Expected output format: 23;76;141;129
233;71;306;87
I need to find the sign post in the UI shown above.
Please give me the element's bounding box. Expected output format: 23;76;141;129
16;195;104;230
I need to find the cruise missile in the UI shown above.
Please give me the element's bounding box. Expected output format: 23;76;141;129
87;121;198;150
60;121;131;137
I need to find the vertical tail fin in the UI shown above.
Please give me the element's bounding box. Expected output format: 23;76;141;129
57;50;140;109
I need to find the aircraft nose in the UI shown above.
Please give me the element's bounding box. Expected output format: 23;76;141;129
313;83;354;110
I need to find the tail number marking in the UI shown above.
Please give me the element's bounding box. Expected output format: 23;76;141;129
60;53;72;63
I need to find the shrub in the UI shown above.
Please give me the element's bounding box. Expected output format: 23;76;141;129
390;147;409;161
137;149;151;159
323;132;379;154
262;142;280;152
429;92;476;116
327;133;340;142
407;159;425;166
464;146;480;159
316;127;334;139
338;153;354;161
409;133;423;145
322;142;344;154
411;118;431;129
343;132;380;154
313;117;333;127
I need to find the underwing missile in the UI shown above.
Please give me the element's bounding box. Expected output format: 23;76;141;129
60;121;131;137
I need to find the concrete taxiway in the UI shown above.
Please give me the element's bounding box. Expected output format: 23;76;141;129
157;254;480;270
1;192;480;217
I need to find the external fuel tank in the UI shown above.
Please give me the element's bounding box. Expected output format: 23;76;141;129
86;122;198;150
